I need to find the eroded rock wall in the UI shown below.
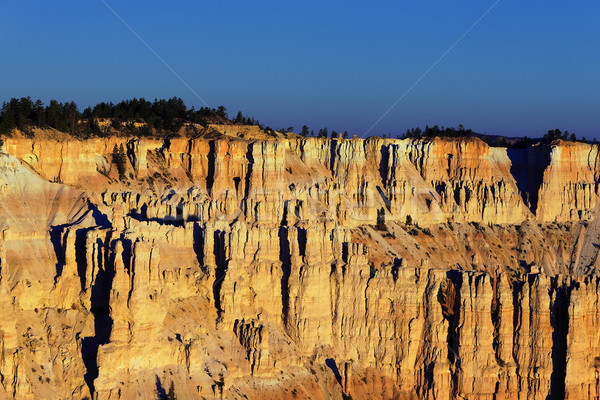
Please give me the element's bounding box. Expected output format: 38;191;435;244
1;136;600;399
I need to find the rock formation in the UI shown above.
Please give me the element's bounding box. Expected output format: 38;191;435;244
1;131;600;399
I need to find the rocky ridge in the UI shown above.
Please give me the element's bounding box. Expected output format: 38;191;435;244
1;132;600;399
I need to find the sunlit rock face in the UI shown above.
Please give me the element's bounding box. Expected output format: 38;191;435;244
2;132;600;399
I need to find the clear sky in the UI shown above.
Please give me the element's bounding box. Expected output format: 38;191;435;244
1;1;599;138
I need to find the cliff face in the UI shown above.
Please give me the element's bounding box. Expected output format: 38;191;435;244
1;134;600;399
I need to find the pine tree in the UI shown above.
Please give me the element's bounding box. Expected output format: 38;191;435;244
88;117;102;135
234;111;243;124
300;125;309;137
216;106;227;118
112;144;127;178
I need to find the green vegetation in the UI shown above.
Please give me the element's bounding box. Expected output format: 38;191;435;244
543;128;580;142
2;97;590;147
232;110;262;126
400;124;590;147
112;144;127;178
402;124;474;139
84;98;228;130
484;136;535;148
0;97;78;135
0;97;265;138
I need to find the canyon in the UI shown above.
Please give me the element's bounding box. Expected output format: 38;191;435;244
1;126;600;399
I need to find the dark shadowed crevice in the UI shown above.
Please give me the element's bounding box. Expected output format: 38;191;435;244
206;140;216;195
50;224;67;282
244;143;254;200
121;237;133;275
490;275;505;367
88;202;111;227
376;186;391;212
193;223;205;271
155;375;167;399
297;227;307;257
75;228;93;291
329;138;338;173
128;211;199;226
325;358;343;386
435;182;447;199
213;230;228;320
281;200;289;226
453;184;461;208
279;227;292;327
82;233;115;397
391;258;401;283
444;270;463;398
549;278;572;399
507;146;551;215
175;201;184;227
511;278;524;394
379;144;390;185
342;242;349;264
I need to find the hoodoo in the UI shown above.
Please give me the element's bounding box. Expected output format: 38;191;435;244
1;128;600;399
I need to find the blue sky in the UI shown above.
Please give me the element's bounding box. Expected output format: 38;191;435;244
0;1;598;138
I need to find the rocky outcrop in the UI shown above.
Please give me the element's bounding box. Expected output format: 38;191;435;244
2;134;600;399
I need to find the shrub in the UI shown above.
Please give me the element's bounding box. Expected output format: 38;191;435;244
112;144;127;178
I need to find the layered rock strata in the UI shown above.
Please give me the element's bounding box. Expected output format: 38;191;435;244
1;134;600;399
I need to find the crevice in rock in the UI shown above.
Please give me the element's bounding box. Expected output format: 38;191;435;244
511;278;525;393
446;153;453;176
549;278;572;399
185;139;195;179
244;143;254;200
325;358;343;386
507;145;551;215
128;211;199;227
329;138;337;174
297;227;307;258
281;200;289;226
121;236;133;275
206;140;216;195
50;224;69;282
445;270;463;398
193;223;205;271
81;231;115;397
279;227;292;327
490;274;504;366
125;139;137;171
391;258;401;283
376;187;391;213
175;201;184;227
126;239;136;305
75;228;92;291
379;144;390;186
154;375;167;399
341;242;349;264
213;230;228;320
88;202;112;227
